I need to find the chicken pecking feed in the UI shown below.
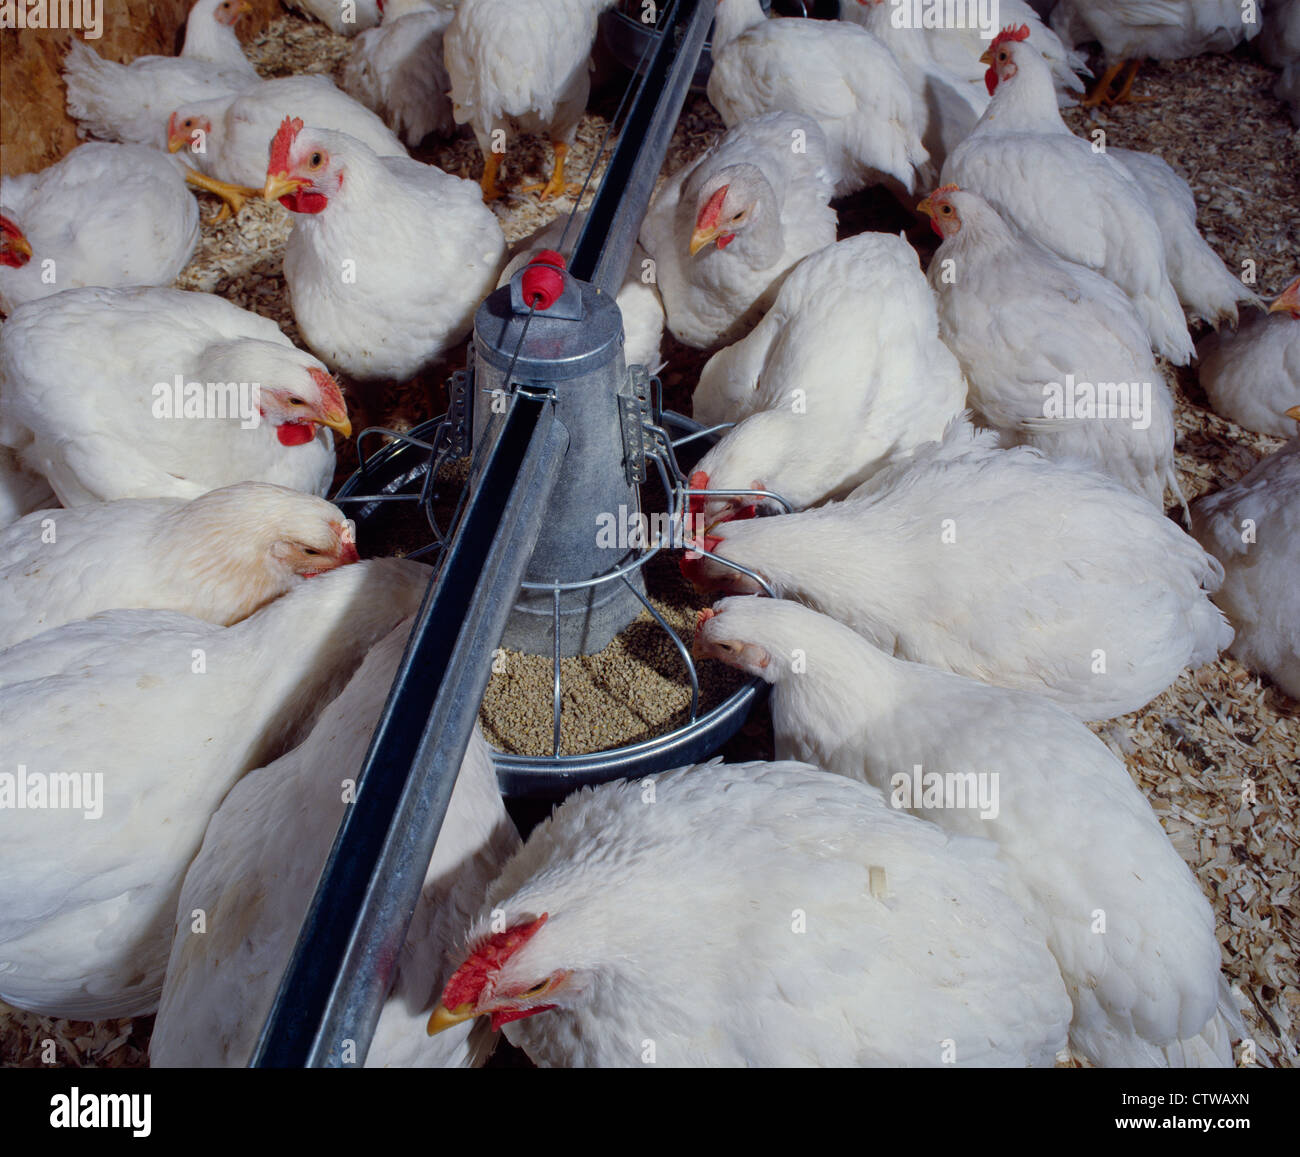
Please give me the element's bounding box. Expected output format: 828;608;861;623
697;597;1244;1067
690;229;967;516
681;421;1232;720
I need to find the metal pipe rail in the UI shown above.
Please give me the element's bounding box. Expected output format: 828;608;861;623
250;394;568;1067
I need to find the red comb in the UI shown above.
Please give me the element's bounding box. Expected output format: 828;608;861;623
0;213;20;239
696;607;717;631
696;185;729;231
442;914;548;1009
687;470;709;521
309;368;346;414
268;116;305;176
989;23;1031;52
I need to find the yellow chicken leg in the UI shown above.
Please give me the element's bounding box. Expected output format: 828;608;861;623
480;152;504;202
521;142;582;202
184;168;260;222
1109;58;1150;104
1080;61;1125;108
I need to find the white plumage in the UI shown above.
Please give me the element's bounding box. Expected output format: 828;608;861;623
0;448;54;529
0;483;358;649
0;286;349;504
498;213;664;372
639;112;837;350
443;0;607;199
708;0;931;197
1191;432;1300;700
288;0;382;36
840;0;1087;170
682;422;1232;720
0;559;430;1019
1195;278;1300;438
942;32;1194;364
0;144;200;314
266;121;506;381
152;629;519;1067
62;0;258;151
428;760;1072;1067
921;186;1181;510
1261;0;1300;68
342;0;458;146
168;75;408;189
691;230;967;513
1110;147;1261;329
697;597;1242;1067
1051;0;1263;63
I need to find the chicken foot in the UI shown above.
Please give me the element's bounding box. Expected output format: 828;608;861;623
184;168;262;222
1080;59;1151;107
520;142;583;202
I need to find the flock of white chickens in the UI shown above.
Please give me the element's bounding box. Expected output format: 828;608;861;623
0;0;1297;1069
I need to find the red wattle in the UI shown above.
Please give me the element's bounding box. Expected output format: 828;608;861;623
930;215;945;239
985;67;998;96
490;1004;555;1030
277;422;316;446
717;232;736;250
280;191;328;214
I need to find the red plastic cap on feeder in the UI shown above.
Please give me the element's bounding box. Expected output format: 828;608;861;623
521;250;567;310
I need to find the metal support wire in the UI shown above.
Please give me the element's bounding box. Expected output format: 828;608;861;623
251;393;568;1068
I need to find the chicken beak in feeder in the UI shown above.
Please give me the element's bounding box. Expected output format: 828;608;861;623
426;1001;477;1036
263;172;306;203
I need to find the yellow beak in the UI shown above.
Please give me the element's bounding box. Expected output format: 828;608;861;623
1285;405;1300;423
263;172;305;203
979;48;994;65
1267;296;1298;315
320;410;352;439
427;1002;477;1036
238;1;253;13
167;134;187;154
6;234;33;260
916;195;936;218
689;225;721;257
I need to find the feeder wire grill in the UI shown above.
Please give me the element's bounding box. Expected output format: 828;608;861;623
252;0;792;1067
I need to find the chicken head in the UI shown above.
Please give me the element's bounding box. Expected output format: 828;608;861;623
263;117;341;214
0;214;33;268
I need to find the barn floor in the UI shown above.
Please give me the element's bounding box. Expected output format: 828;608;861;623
1;12;1296;1068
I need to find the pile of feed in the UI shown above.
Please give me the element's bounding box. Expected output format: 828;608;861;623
1;12;1296;1068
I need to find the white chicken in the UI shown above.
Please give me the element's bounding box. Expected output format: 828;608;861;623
0;558;430;1018
1195;278;1300;438
1191;423;1300;700
697;597;1242;1067
498;214;664;372
287;0;382;36
689;230;967;513
342;0;458;146
443;0;606;200
152;632;520;1067
708;0;931;198
425;760;1072;1067
919;185;1181;511
639;112;837;350
263;119;506;381
0;483;358;650
63;0;258;149
681;422;1232;721
167;75;409;190
0;144;199;314
840;0;1087;171
1051;0;1263;105
1109;147;1261;330
0;286;350;505
942;26;1195;364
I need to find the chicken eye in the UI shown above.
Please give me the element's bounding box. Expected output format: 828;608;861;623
940;205;953;215
309;152;324;169
520;980;549;997
287;396;305;405
303;547;321;556
730;211;745;223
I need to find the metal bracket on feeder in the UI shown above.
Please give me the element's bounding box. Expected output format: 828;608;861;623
618;365;655;485
445;362;473;461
